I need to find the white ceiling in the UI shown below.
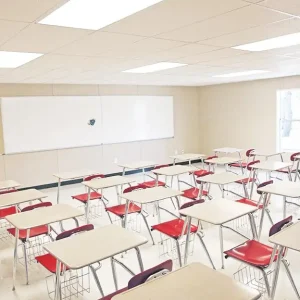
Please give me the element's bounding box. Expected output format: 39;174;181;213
1;0;300;86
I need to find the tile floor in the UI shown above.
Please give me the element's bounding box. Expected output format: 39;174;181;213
0;164;299;300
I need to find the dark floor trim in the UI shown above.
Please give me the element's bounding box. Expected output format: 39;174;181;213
19;159;203;191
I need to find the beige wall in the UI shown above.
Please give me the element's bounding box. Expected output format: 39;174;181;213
197;75;300;156
0;84;201;187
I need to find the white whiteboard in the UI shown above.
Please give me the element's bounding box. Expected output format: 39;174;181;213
1;95;174;154
1;96;102;153
102;96;174;144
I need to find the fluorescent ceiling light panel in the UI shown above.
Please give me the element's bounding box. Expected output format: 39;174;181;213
39;0;164;30
0;51;43;68
233;32;300;52
213;70;270;78
123;62;187;73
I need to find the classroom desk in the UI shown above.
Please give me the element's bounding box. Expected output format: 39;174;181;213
205;156;243;173
113;262;261;300
6;204;83;290
169;153;205;166
249;161;293;198
0;180;20;191
44;224;148;300
82;175;136;222
120;186;182;234
269;222;300;300
292;154;300;182
53;170;99;203
152;165;197;190
117;161;157;178
0;188;47;208
180;199;258;268
253;151;284;162
257;181;300;238
214;147;243;158
197;172;248;198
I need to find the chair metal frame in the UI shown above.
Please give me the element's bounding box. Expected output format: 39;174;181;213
151;200;215;268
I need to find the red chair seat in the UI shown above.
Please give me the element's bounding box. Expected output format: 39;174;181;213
235;178;256;184
191;170;214;177
99;287;128;300
0;206;17;219
183;188;208;199
277;167;297;174
36;254;68;273
7;225;49;241
72;191;102;203
139;180;166;189
224;240;276;267
236;198;263;209
106;203;141;217
152;219;198;239
230;162;248;168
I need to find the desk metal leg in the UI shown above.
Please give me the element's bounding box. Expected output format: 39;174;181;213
122;168;126;176
123;200;129;228
183;216;192;266
271;246;284;300
12;228;19;291
57;179;61;204
22;243;29;285
86;187;91;224
219;225;224;269
295;160;300;182
282;259;300;299
258;193;269;240
250;169;257;199
249;213;258;240
135;247;144;271
111;257;118;291
54;260;62;300
283;196;287;218
89;265;104;297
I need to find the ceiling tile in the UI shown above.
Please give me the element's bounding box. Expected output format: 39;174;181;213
0;0;66;22
103;0;248;36
203;17;300;47
54;31;144;56
261;0;300;17
99;38;185;60
0;24;91;53
158;5;290;42
175;48;246;64
0;20;29;46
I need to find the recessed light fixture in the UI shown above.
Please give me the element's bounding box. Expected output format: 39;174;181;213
0;51;43;68
123;62;187;73
213;70;270;78
39;0;164;30
233;32;300;52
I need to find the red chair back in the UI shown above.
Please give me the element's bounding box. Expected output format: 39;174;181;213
128;260;173;289
21;201;52;212
154;164;169;170
180;200;204;217
269;216;292;237
257;180;273;195
0;189;18;195
56;224;94;241
84;174;105;181
291;152;300;161
123;185;144;194
246;149;255;157
247;160;260;171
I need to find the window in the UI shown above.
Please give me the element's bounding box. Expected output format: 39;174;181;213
277;89;300;152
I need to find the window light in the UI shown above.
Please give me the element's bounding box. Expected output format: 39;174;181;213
39;0;164;30
0;51;43;68
233;32;300;52
123;62;187;73
213;70;270;78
